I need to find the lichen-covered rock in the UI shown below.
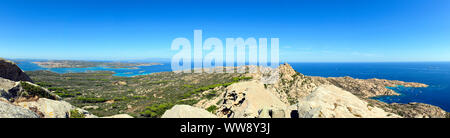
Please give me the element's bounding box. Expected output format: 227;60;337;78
0;101;39;118
0;58;33;82
295;85;400;118
16;98;74;118
162;105;217;118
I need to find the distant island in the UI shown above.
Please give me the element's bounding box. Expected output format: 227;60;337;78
32;60;162;69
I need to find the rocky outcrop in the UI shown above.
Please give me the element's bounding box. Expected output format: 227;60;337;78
0;77;20;101
256;63;323;105
15;98;97;118
293;85;400;118
312;77;428;98
366;99;447;118
0;77;60;102
216;81;288;118
0;58;33;82
0;101;39;118
161;105;217;118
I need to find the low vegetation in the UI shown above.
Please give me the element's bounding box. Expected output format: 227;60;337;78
206;105;218;113
26;69;252;117
75;97;107;103
140;103;174;118
20;81;57;100
69;109;85;118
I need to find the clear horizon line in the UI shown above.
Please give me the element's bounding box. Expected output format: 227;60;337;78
5;57;450;63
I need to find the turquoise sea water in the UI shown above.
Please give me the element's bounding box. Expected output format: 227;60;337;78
15;60;173;77
15;60;450;111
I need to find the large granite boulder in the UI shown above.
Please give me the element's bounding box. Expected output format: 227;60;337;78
16;98;75;118
294;85;401;118
0;58;33;82
162;105;217;118
0;101;39;118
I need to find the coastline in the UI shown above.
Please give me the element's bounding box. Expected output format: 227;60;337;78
19;60;449;114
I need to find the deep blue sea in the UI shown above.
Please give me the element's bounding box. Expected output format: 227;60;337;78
14;60;450;111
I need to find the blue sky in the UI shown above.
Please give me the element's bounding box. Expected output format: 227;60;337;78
0;0;449;62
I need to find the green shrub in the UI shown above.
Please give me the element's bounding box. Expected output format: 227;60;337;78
76;97;107;103
70;109;85;118
232;76;253;82
216;99;223;105
20;81;57;100
132;95;146;99
180;77;252;100
206;105;218;113
140;103;174;118
55;93;75;97
176;99;199;105
113;96;128;101
35;82;52;87
48;87;67;92
183;84;193;88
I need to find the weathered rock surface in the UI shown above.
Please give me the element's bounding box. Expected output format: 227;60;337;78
294;85;400;118
217;81;287;118
16;98;75;118
0;58;33;82
101;114;134;118
162;105;217;118
0;77;20;101
0;101;39;118
257;107;286;118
